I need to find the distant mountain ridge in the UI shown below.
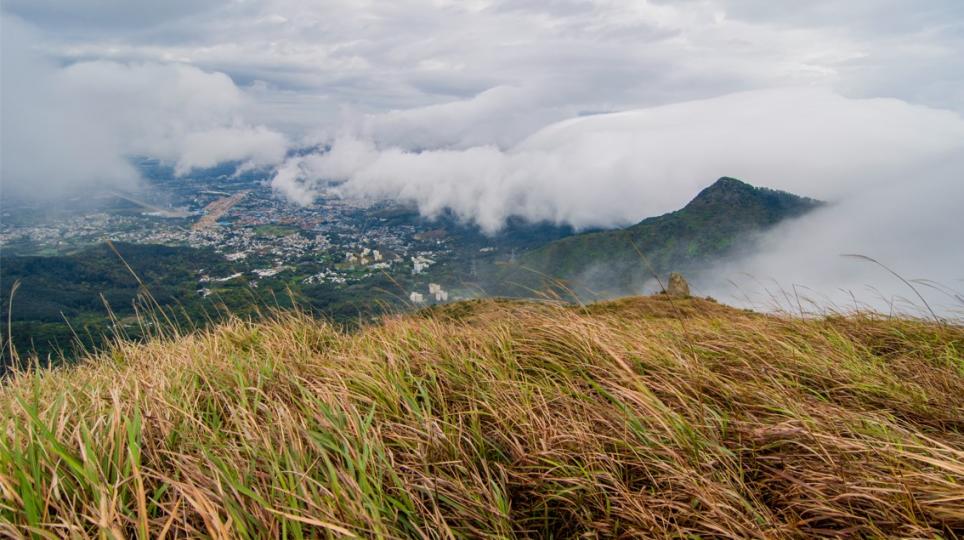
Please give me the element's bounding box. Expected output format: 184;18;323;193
487;177;822;297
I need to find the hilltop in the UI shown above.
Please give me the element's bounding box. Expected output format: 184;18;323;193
491;177;822;297
2;296;962;537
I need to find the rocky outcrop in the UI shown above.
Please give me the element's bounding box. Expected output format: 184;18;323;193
665;272;690;297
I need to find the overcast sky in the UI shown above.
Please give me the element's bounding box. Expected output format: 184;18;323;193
4;1;963;149
2;0;963;313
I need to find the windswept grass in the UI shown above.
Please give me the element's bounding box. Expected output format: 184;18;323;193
1;296;963;538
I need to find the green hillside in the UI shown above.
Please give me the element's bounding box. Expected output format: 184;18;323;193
0;243;245;367
491;177;822;297
0;243;389;367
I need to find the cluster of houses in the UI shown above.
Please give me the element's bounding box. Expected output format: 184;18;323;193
409;283;449;304
411;255;435;274
345;247;384;265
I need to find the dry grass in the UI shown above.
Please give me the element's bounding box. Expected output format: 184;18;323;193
1;295;963;538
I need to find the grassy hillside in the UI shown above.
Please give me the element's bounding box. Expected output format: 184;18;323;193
1;297;962;537
0;243;290;367
1;242;405;366
492;177;822;297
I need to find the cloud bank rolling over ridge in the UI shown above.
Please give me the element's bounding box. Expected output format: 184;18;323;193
272;88;963;231
269;88;964;315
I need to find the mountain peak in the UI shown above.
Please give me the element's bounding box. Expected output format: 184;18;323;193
686;177;755;206
712;176;751;188
684;177;820;215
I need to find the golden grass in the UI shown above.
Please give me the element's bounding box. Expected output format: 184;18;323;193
1;296;963;538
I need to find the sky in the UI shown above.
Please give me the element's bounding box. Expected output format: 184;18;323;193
1;0;963;314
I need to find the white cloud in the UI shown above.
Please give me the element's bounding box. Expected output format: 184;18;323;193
701;158;964;318
273;88;964;231
1;17;288;199
174;126;288;175
5;0;963;179
271;137;378;205
9;0;963;141
353;85;579;150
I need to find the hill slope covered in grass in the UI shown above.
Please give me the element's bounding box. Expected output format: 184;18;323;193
1;296;962;537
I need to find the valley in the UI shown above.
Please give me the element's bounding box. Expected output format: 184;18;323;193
0;161;825;365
